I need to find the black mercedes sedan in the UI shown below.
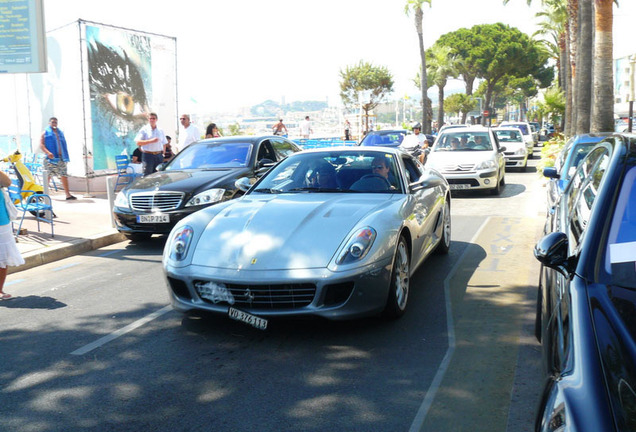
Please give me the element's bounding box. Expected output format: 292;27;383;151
113;136;302;240
534;134;636;431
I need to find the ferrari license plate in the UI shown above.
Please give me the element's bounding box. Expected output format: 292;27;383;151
450;184;471;190
137;214;169;223
228;306;268;330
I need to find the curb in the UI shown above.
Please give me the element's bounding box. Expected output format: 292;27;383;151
9;231;127;274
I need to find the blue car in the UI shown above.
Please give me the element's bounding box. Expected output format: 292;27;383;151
534;134;636;431
543;133;612;209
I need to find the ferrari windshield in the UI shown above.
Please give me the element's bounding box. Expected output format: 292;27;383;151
166;142;252;170
253;151;403;194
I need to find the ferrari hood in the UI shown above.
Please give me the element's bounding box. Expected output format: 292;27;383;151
191;193;396;270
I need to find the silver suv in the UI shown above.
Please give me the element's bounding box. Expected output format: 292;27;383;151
427;127;506;195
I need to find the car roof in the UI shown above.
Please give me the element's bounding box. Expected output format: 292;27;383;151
297;145;403;155
366;129;408;135
196;135;283;144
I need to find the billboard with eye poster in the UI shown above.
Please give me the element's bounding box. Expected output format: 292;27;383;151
28;19;177;179
85;22;177;171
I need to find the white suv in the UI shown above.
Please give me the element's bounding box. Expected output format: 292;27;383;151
427;127;506;195
499;121;535;157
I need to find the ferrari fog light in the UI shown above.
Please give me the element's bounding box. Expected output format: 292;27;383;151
337;227;376;265
169;226;193;261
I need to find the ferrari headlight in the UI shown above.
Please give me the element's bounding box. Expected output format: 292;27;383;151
114;191;130;209
336;227;376;265
474;159;497;170
185;188;225;207
169;225;194;261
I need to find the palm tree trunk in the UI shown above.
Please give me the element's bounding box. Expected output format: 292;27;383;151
575;0;593;134
591;0;614;132
568;0;579;133
561;29;573;135
415;8;430;133
437;84;444;128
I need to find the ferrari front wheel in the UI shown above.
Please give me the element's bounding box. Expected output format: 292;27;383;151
383;236;410;319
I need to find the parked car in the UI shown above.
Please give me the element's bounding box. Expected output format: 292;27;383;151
426;126;506;195
163;147;451;328
494;127;528;171
499;121;535;155
358;129;408;147
534;133;636;431
528;121;541;142
113;136;302;240
542;133;612;209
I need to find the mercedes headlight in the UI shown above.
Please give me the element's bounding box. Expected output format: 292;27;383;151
185;188;225;207
474;159;497;170
336;227;376;265
114;191;130;209
169;225;194;261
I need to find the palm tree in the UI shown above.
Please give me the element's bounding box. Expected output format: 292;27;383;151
574;0;592;133
426;44;458;129
405;0;432;133
591;0;615;132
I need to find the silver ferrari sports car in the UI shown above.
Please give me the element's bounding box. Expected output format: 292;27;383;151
163;147;451;329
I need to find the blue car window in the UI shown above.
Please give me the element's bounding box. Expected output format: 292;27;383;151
605;166;636;290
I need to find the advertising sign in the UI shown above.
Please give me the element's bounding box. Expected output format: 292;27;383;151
0;0;46;74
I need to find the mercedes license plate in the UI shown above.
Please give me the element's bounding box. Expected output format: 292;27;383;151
450;184;471;190
228;306;268;330
137;214;169;223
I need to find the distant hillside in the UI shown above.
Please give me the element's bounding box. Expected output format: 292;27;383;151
251;100;328;116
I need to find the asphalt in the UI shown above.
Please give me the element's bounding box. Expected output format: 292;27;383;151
9;189;126;274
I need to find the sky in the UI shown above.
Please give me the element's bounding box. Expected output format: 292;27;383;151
1;0;636;122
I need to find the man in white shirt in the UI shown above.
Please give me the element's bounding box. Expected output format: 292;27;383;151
135;112;168;176
399;123;428;163
299;116;313;139
178;114;201;151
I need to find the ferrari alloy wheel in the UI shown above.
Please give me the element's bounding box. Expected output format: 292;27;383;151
384;236;410;319
435;200;451;255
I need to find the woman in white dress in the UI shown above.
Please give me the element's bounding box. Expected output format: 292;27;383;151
0;171;25;300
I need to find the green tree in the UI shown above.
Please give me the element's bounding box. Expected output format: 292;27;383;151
405;0;432;133
436;27;480;96
443;23;552;125
339;60;394;133
444;93;477;124
425;43;459;129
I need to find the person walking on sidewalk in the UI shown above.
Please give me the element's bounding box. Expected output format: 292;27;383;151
40;117;77;200
0;171;25;300
135;112;168;176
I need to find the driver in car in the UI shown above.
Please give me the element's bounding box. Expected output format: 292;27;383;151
371;156;397;189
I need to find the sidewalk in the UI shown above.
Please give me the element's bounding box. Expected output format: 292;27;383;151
9;190;126;274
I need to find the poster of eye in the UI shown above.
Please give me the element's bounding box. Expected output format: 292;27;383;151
85;23;176;171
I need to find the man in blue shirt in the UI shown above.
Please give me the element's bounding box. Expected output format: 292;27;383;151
40;117;76;200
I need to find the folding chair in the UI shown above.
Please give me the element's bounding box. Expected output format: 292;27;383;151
8;179;54;238
114;155;140;191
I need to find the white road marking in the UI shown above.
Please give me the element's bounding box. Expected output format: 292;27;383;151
409;218;490;432
53;262;80;272
70;305;172;355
